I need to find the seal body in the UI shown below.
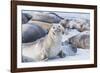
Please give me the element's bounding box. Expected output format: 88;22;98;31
69;31;90;49
22;24;65;61
31;12;61;23
28;20;53;32
22;23;47;43
22;13;32;24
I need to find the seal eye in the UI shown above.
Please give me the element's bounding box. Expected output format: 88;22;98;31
53;27;55;29
58;26;60;28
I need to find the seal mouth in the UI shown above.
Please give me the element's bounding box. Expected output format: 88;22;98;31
53;29;61;35
55;28;61;32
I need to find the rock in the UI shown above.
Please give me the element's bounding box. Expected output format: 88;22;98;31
22;13;32;24
22;23;47;43
68;31;90;49
31;12;61;23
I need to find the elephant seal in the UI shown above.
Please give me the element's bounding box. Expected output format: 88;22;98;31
31;12;61;23
22;24;65;61
22;13;32;24
66;18;90;32
62;41;77;56
60;19;70;29
28;20;53;32
22;23;47;43
69;31;90;49
59;18;90;32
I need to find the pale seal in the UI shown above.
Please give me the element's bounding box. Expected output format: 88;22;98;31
22;24;65;61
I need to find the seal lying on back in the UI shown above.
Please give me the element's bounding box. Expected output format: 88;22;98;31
22;24;65;61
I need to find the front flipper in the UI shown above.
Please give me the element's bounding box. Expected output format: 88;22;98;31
58;51;66;58
41;53;48;61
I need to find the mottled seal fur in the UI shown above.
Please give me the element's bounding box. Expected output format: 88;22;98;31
69;31;90;49
61;18;90;32
22;24;65;61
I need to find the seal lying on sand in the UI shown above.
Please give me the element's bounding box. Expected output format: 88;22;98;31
69;31;90;49
22;13;32;24
66;18;90;32
28;20;53;32
59;18;90;32
22;24;65;61
31;12;61;23
22;23;47;43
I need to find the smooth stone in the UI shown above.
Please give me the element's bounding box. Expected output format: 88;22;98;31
22;23;47;43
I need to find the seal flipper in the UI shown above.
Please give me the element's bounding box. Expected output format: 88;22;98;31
41;54;48;61
58;51;66;58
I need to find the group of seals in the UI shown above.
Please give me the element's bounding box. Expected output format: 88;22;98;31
59;18;90;31
22;12;62;43
22;11;90;62
62;18;90;49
